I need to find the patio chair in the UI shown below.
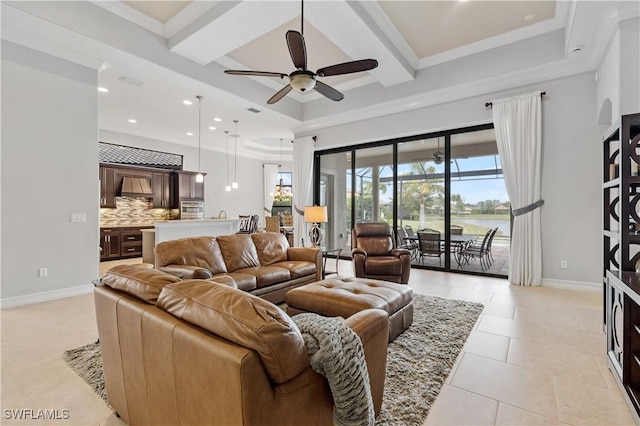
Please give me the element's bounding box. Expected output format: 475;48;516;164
459;228;493;271
395;226;417;259
416;230;444;266
404;225;416;238
484;227;499;265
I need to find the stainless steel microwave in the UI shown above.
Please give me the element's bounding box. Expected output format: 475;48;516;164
180;201;205;220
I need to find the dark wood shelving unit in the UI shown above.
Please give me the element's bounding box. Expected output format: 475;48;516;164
603;112;640;424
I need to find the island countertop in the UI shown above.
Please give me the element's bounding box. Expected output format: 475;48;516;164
142;218;242;264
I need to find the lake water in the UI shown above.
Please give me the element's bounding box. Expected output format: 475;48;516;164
453;218;511;236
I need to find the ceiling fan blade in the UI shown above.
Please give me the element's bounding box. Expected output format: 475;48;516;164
286;30;307;70
314;81;344;102
225;70;287;79
267;85;293;104
316;59;378;77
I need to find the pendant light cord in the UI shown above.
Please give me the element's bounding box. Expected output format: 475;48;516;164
234;120;238;185
196;95;203;173
225;130;230;184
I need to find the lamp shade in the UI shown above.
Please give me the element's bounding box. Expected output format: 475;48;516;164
304;206;328;223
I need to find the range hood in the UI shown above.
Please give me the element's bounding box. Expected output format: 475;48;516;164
120;176;153;198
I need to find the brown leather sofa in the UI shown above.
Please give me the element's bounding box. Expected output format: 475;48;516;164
352;222;411;284
95;265;389;426
154;232;321;304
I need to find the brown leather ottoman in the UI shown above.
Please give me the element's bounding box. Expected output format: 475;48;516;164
286;277;413;342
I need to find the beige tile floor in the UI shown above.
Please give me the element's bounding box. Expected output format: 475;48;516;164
0;258;634;425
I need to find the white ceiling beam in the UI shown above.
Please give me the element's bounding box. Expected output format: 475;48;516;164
168;1;299;66
305;0;415;87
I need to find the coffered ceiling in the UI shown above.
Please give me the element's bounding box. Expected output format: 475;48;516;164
2;1;637;161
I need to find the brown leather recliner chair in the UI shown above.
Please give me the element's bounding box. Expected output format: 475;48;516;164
352;222;411;284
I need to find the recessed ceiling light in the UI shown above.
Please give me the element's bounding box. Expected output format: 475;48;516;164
183;100;192;105
214;117;222;122
186;132;194;136
128;119;137;123
524;14;535;21
209;126;216;130
98;87;109;93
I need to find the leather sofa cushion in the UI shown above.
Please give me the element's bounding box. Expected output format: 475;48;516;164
154;236;227;275
157;280;309;384
235;266;290;288
101;265;181;304
271;261;316;279
217;234;260;272
251;233;288;265
365;256;403;275
211;273;257;291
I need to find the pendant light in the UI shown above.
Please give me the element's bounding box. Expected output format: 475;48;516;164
231;119;239;189
195;95;204;183
225;130;231;192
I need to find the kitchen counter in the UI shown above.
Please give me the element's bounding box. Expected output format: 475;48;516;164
100;224;155;228
142;218;242;264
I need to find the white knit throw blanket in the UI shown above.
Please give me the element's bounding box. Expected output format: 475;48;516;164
292;313;374;426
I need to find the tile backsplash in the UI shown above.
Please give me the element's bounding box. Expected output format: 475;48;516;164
100;197;178;226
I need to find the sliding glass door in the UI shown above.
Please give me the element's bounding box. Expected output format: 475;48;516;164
314;123;509;277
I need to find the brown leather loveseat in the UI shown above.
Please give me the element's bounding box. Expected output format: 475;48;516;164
95;265;389;426
154;232;321;303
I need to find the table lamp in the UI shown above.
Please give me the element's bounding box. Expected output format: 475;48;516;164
304;206;328;247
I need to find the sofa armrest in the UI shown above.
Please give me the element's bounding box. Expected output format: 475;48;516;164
344;309;388;416
351;248;367;279
158;265;212;280
287;247;320;263
351;247;367;258
390;248;411;258
287;247;322;281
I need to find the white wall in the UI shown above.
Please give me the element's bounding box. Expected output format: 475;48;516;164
618;17;640;116
99;130;289;228
596;17;640;124
302;72;607;288
1;42;99;305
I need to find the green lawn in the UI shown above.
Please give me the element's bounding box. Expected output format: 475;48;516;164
398;217;507;237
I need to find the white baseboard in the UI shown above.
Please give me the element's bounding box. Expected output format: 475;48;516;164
1;284;94;309
540;278;601;292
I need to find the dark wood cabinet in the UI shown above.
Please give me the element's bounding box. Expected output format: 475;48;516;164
603;113;640;422
152;172;174;208
120;226;152;258
100;226;152;261
100;228;121;260
99;166;117;208
175;171;205;201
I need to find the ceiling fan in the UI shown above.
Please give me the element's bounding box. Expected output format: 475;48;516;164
224;0;378;104
433;138;445;164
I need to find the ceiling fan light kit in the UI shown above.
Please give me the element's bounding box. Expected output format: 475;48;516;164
289;71;316;92
224;0;378;104
433;137;445;164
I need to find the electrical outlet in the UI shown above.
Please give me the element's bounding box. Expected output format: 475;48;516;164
70;213;86;223
560;260;568;269
38;267;48;278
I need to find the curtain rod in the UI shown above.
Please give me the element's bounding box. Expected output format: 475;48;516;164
485;91;546;108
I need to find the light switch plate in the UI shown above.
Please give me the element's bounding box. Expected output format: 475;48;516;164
70;213;87;223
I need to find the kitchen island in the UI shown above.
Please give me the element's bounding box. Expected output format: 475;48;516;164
142;218;241;264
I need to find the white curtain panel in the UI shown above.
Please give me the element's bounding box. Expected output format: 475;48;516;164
292;137;315;247
492;91;543;286
263;163;280;230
